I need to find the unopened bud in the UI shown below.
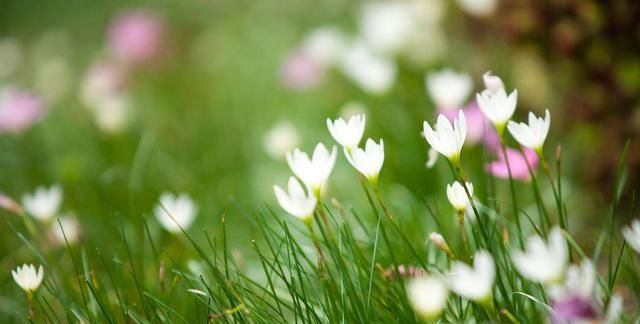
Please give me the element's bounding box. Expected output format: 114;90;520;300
483;71;504;94
429;232;454;259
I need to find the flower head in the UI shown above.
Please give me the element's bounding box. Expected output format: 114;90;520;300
476;76;517;133
263;121;300;160
448;250;495;303
0;87;45;134
50;214;81;245
345;138;384;185
327;113;366;151
507;109;551;153
286;143;337;198
482;71;504;94
273;177;317;223
512;226;568;284
280;49;325;90
338;41;397;95
108;10;165;65
446;181;473;212
426;69;472;110
22;184;63;221
485;147;539;180
622;219;640;254
12;264;44;292
406;275;449;320
154;192;198;233
423;110;466;163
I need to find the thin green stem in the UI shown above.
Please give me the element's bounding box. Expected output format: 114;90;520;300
499;140;524;248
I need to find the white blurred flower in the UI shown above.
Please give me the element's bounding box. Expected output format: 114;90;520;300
447;181;473;212
622;219;640;254
359;1;415;55
22;184;63;221
476;77;518;132
327;114;366;151
263;121;300;160
606;293;623;324
547;259;595;301
345;138;385;184
482;71;504;94
406;275;449;320
93;95;130;134
426;69;473;109
0;38;22;79
273;176;317;222
12;264;44;292
429;232;453;257
286;143;337;197
35;58;73;102
154;192;198;233
455;0;497;17
51;214;80;245
448;250;495;302
512;226;568;284
338;41;397;95
426;147;439;168
507;110;551;153
423;110;467;163
301;26;348;65
339;101;367;120
80;60;128;108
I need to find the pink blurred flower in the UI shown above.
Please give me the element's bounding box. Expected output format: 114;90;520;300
0;192;23;215
108;10;165;65
280;49;325;90
486;147;539;180
0;88;45;134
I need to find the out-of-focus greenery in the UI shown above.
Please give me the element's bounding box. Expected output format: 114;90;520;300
0;0;638;322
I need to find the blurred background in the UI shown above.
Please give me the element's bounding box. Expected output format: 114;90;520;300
1;0;639;319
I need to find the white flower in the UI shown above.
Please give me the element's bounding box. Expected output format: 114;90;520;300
426;69;473;109
507;109;551;153
448;250;495;302
425;147;439;169
476;81;518;132
455;0;497;17
302;26;348;65
51;214;80;245
622;219;640;254
273;176;317;222
512;226;568;284
286;143;337;197
263;121;300;160
447;181;473;212
547;259;595;301
345;138;384;184
423;110;467;162
359;1;415;55
606;293;623;324
93;94;130;134
22;184;63;221
406;275;449;320
482;71;504;94
154;192;198;233
338;41;397;95
12;264;44;292
326;113;366;151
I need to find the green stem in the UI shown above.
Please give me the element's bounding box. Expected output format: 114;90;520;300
540;157;566;231
518;147;550;235
499;140;524;248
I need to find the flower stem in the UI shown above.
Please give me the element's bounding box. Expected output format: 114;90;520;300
457;210;470;260
499;139;524;248
518;147;550;235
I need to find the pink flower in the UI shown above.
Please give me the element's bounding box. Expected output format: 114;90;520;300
436;101;493;145
486;147;539;180
108;10;165;65
0;88;45;134
280;49;325;90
